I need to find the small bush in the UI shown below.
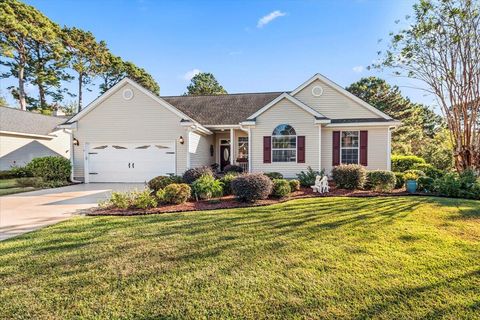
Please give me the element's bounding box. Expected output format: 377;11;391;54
366;170;396;192
391;155;426;172
15;177;44;188
417;176;435;193
9;166;33;178
272;179;291;198
394;172;405;189
219;173;237;195
183;166;213;184
289;179;301;191
104;191;133;209
132;190;158;209
191;174;223;200
223;164;244;174
296;167;323;187
403;170;426;180
231;173;273;202
147;175;182;192
158;183;191;204
412;163;444;179
26;156;71;181
434;170;480;200
332;164;366;190
264;172;283;180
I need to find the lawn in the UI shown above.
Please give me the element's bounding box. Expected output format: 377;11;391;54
0;197;479;319
0;178;35;196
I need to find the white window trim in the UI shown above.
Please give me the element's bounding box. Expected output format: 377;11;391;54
237;136;249;160
271;135;297;163
340;130;360;165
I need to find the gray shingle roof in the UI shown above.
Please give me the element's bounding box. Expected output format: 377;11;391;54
330;118;395;123
162;92;283;125
0;107;66;136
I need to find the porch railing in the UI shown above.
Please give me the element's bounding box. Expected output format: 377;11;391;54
236;161;249;173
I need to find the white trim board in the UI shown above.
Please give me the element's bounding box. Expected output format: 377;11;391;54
290;73;393;120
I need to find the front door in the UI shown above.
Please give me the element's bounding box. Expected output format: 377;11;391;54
220;145;231;171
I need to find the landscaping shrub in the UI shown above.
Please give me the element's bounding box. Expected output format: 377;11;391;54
26;156;71;181
296;167;323;187
434;170;480;199
219;173;237;195
289;179;301;191
191;174;223;200
265;172;283;180
15;177;44;188
272;179;291;198
417;176;435;193
331;164;366;190
132;189;158;209
223;164;244;174
9;166;33;178
412;163;444;179
104;191;133;209
366;170;396;192
183;166;213;184
231;173;273;202
158;183;191;204
147;175;182;192
391;155;426;172
394;172;405;189
403;172;419;182
403;170;426;179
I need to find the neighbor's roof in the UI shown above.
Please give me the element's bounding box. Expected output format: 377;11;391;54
0;106;66;136
162;92;283;125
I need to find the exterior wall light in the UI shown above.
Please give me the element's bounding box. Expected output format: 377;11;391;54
73;138;80;146
179;136;185;144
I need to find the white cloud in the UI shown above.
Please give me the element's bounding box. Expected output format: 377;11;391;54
183;68;201;81
257;10;286;28
352;65;364;73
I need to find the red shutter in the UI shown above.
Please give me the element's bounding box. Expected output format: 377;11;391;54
360;130;368;166
263;136;271;163
332;131;340;166
297;136;305;163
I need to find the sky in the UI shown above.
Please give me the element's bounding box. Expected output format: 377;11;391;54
1;0;439;111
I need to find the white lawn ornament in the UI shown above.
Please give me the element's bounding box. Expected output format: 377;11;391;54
311;175;322;193
320;176;330;193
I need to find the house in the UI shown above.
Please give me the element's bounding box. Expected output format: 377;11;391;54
0;107;71;170
61;73;400;183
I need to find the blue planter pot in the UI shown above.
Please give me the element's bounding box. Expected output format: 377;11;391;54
406;180;417;193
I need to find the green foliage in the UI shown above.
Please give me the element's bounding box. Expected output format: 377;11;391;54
332;164;367;190
289;179;301;191
191;174;223;200
433;170;479;200
394;172;405;189
412;163;444;179
103;191;133;209
403;172;419;181
231;173;273;202
223;164;244;174
147;175;182;193
132;189;158;209
419;128;455;171
15;177;44;188
26;156;71;181
391;155;426;172
417;176;435;193
186;72;227;95
366;170;396;192
2;166;32;178
183;166;213;184
403;170;426;180
158;183;191;205
271;179;291;198
219;173;237;195
296;167;323;187
264;172;284;180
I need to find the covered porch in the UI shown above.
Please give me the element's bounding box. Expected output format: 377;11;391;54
208;126;250;173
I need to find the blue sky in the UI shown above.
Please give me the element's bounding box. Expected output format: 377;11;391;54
1;0;438;110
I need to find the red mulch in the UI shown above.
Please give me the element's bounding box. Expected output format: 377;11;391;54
88;186;415;216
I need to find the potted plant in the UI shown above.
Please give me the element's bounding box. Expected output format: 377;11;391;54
404;172;419;193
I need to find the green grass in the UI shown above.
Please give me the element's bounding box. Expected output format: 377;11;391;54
0;197;479;319
0;178;34;196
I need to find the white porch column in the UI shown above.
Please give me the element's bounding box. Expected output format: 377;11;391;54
230;128;234;165
318;125;322;172
248;127;252;173
186;128;191;169
387;127;392;170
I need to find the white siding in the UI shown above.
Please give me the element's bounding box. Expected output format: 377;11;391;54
321;126;390;174
251;98;319;178
294;79;381;119
189;132;214;168
73;83;189;179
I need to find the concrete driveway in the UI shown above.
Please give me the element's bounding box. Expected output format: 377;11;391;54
0;183;144;241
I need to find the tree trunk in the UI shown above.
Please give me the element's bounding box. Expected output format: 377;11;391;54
78;72;83;112
18;51;27;111
38;84;46;109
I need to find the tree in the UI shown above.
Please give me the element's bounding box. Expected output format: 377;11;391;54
376;0;480;172
186;72;227;95
0;0;54;110
62;27;109;111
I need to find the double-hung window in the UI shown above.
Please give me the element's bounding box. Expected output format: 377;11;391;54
272;124;296;162
341;131;359;164
238;137;248;159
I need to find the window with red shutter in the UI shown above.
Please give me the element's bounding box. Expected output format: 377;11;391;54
332;131;340;166
263;136;271;163
360;131;368;166
297;136;305;163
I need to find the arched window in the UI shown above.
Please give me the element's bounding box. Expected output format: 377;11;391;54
272;124;296;162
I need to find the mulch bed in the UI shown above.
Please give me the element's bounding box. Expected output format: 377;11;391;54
88;186;416;216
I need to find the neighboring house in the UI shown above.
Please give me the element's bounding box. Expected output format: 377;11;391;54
61;74;400;183
0;107;71;170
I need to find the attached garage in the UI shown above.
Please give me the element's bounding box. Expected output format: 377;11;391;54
86;142;176;183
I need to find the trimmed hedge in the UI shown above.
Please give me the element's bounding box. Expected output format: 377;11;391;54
366;170;396;192
219;173;237;195
158;183;191;204
332;164;366;190
394;172;405;189
289;179;301;191
223;164;244;174
147;175;183;192
183;166;213;184
264;172;283;180
417;176;435;193
412;163;444;179
271;179;291;198
391;155;426;172
231;173;273;202
26;156;71;181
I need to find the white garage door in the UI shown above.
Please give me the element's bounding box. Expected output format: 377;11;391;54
87;142;175;183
